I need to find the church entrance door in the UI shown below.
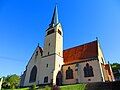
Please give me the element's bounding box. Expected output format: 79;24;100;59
56;71;62;86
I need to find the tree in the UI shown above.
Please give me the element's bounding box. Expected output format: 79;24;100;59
2;74;20;89
111;63;120;80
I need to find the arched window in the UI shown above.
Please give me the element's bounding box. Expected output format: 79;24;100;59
44;76;48;83
83;63;94;77
66;67;73;79
29;65;37;83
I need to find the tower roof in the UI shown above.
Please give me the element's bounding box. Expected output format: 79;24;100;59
49;5;59;27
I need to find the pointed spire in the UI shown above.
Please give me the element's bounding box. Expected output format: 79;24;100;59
108;61;110;64
37;43;39;47
50;5;59;27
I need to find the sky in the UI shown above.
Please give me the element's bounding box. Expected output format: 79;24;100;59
0;0;120;77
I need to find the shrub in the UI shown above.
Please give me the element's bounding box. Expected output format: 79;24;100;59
30;84;36;90
44;85;51;90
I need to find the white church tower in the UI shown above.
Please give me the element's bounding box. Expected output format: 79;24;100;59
42;5;64;85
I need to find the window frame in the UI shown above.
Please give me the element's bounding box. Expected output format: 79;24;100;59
66;67;74;79
83;63;94;77
44;76;48;83
29;65;37;83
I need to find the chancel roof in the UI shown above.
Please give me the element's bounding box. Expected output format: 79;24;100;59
63;40;98;64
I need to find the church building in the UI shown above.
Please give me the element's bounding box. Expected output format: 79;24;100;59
20;6;114;86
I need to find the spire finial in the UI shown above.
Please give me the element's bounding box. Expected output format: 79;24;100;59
108;61;110;64
50;5;59;27
38;43;39;46
96;37;99;41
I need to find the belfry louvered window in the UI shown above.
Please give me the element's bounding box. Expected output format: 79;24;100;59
47;29;54;35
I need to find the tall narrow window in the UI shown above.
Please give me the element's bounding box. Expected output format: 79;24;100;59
66;67;73;79
58;29;62;35
49;43;50;46
44;76;48;83
48;52;49;55
83;63;94;77
29;65;37;83
46;64;48;68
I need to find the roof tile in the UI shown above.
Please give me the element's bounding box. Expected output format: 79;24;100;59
63;40;98;64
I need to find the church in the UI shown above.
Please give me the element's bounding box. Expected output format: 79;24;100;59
20;6;114;86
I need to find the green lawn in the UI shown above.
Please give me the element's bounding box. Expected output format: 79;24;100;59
2;88;29;90
2;83;86;90
60;84;86;90
14;88;29;90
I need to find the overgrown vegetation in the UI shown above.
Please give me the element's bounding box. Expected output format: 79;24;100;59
111;63;120;80
30;83;36;90
2;74;20;89
44;85;51;90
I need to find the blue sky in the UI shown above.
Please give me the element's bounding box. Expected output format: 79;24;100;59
0;0;120;77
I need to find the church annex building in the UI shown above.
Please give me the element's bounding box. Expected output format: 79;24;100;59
20;6;114;86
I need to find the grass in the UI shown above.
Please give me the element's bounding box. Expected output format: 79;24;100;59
2;83;86;90
14;88;29;90
60;84;86;90
2;88;29;90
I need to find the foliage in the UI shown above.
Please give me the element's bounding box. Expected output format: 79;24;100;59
1;84;86;90
111;63;120;71
30;83;36;90
2;74;20;89
9;88;30;90
111;63;120;79
44;85;51;90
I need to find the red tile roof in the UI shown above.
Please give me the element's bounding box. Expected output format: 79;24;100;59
63;40;98;64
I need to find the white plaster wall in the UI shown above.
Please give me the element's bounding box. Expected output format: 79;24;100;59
62;64;78;84
53;54;63;84
78;60;103;83
24;47;42;86
98;42;106;64
43;23;63;57
62;60;103;84
97;42;107;82
55;23;63;57
38;55;55;84
43;33;56;56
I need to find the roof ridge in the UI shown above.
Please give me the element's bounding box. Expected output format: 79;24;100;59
64;40;97;51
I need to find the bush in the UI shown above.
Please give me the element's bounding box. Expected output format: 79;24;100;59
30;84;36;90
44;85;51;90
